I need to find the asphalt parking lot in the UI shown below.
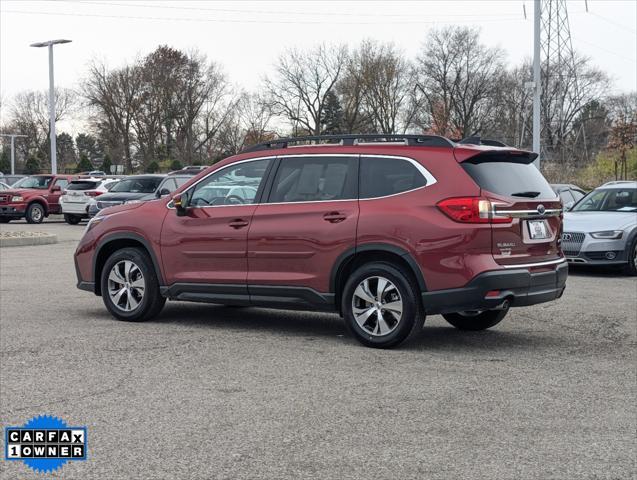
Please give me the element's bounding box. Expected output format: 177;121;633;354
1;218;635;479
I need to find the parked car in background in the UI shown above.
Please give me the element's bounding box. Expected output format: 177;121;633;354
551;183;587;210
74;134;567;349
60;177;121;224
563;181;637;275
88;175;165;217
0;182;11;191
0;175;27;186
88;170;106;177
0;175;77;223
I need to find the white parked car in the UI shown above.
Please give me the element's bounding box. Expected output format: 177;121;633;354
60;178;120;224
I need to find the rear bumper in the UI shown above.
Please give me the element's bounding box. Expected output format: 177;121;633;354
62;202;90;215
422;261;568;315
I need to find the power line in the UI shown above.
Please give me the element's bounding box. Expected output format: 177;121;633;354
0;8;528;25
57;0;523;20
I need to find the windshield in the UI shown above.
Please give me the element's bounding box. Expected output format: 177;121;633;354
572;188;637;212
109;178;162;193
12;176;53;190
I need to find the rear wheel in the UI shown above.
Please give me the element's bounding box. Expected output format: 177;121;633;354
25;203;45;224
342;262;423;348
443;308;509;331
624;237;637;276
100;247;165;322
64;213;82;225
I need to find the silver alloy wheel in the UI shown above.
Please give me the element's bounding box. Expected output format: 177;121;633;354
107;260;145;312
633;242;637;270
31;205;43;222
351;276;402;336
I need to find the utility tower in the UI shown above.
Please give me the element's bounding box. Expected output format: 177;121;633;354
537;0;583;164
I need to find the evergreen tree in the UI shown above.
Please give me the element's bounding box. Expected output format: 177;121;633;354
25;155;40;174
146;161;160;173
101;154;112;174
170;159;183;171
77;153;93;172
0;150;10;174
321;91;344;134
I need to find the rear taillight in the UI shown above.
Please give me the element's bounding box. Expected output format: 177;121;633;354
436;197;511;224
84;191;103;197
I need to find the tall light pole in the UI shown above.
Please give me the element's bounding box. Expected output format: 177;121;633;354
532;0;542;169
30;39;72;175
0;134;28;174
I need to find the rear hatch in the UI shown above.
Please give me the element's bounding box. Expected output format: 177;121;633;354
458;149;563;267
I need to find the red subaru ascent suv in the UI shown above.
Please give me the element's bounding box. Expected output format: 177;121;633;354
74;135;567;348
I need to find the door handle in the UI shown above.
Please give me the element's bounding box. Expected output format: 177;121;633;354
323;212;347;223
228;219;249;229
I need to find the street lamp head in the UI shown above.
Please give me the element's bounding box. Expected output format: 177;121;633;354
30;39;72;48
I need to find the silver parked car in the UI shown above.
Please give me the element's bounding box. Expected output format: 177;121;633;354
562;181;637;275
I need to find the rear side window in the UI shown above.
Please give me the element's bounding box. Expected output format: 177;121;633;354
67;181;99;191
360;157;426;199
269;156;357;203
462;161;555;199
558;190;575;204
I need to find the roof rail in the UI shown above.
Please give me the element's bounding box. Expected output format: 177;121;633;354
241;134;455;153
457;136;508;147
602;180;636;186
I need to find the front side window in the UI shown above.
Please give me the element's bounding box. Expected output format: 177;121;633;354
54;179;69;189
360;157;426;199
190;159;271;206
268;156;357;203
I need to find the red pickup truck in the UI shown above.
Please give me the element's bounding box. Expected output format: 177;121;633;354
0;175;76;223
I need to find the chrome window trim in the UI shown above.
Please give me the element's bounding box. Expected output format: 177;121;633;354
166;153;437;209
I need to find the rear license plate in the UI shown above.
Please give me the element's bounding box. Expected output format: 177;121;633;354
528;220;550;239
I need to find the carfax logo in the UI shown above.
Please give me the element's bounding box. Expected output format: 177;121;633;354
4;415;87;474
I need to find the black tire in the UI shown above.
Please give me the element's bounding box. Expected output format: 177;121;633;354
624;237;637;276
64;213;82;225
25;203;45;224
342;262;423;349
442;308;509;331
100;247;166;322
0;216;11;223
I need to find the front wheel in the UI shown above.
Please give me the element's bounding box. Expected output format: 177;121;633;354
64;213;82;225
442;308;509;331
100;247;166;322
342;262;423;348
25;203;45;224
623;237;637;276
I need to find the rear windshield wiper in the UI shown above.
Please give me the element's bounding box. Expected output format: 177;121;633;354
511;191;541;198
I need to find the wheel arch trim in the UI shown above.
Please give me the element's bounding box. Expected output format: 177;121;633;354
329;243;427;293
93;232;165;291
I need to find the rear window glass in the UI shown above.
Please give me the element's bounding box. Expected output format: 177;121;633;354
67;181;99;191
462;161;555;199
360;157;426;199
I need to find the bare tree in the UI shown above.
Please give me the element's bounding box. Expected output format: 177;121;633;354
8;88;75;169
414;27;505;138
83;61;142;172
354;40;415;134
265;44;347;135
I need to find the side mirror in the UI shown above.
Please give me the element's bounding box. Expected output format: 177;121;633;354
51;185;61;192
157;188;171;198
565;201;574;211
173;193;188;216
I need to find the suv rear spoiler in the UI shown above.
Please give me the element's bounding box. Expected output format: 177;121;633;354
454;147;538;165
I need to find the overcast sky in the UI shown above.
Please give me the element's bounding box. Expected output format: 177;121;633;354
1;0;636;130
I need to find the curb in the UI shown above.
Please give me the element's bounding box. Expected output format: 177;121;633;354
0;232;58;248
